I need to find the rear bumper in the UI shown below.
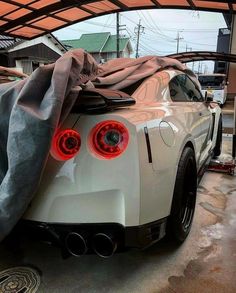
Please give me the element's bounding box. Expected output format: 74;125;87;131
19;218;167;250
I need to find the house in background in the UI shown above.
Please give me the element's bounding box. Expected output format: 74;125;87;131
62;32;133;63
0;34;67;75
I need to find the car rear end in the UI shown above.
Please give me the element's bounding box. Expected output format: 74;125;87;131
22;99;146;257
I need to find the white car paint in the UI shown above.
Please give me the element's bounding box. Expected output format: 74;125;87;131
23;69;221;243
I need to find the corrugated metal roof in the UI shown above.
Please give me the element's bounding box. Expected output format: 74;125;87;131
102;35;130;52
0;35;20;49
62;32;110;52
0;33;67;52
62;33;130;53
0;1;234;40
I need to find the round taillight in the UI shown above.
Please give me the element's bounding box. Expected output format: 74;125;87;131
89;120;129;159
51;129;81;161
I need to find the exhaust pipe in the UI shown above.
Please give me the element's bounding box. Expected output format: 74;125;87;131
92;233;117;258
65;232;88;257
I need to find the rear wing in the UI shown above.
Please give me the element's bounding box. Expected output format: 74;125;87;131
72;88;136;114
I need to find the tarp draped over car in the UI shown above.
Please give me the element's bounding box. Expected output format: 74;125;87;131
0;49;194;242
95;55;197;89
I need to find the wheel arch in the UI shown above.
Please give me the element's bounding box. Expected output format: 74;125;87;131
182;141;197;173
177;136;197;167
165;136;197;217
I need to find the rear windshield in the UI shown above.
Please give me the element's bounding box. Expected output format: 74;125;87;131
198;75;225;89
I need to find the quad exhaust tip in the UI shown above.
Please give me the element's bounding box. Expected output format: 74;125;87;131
92;233;117;258
65;232;88;257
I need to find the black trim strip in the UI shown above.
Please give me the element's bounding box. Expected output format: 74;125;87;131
211;113;216;141
197;152;213;184
144;126;152;163
20;217;168;250
232;134;236;158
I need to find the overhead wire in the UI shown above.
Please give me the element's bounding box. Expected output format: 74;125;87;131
59;11;218;53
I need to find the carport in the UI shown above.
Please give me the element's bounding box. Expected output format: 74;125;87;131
0;1;236;293
0;1;235;39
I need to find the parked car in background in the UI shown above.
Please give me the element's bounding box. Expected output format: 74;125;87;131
23;68;222;258
0;66;27;84
198;73;228;106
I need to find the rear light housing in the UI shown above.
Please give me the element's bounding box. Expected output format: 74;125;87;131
89;120;129;159
51;129;81;161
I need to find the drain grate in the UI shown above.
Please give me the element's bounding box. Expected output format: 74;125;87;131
0;267;40;293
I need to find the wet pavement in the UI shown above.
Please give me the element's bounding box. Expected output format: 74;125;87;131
0;139;235;293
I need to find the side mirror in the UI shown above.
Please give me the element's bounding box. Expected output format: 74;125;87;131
205;91;214;102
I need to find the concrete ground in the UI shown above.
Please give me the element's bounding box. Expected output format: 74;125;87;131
0;140;236;292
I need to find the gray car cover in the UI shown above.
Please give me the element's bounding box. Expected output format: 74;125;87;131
0;49;98;242
0;49;195;242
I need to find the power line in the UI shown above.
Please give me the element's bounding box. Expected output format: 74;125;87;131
126;26;175;55
84;20;116;28
101;15;112;32
146;10;164;35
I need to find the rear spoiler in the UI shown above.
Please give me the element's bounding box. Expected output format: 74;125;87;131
72;88;136;113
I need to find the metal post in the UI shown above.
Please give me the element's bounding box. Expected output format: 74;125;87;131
116;12;120;58
198;62;201;74
176;32;180;53
226;15;234;82
135;19;141;59
175;31;183;54
232;96;236;158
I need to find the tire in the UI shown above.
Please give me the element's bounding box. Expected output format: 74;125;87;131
166;147;197;243
213;115;222;157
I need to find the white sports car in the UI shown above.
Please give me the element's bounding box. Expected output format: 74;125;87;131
22;68;222;258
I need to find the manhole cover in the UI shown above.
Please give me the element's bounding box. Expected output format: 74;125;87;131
0;266;40;293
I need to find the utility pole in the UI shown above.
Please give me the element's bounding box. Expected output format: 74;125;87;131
116;12;120;58
200;62;203;74
198;61;201;74
186;45;194;71
134;19;144;59
175;31;184;53
116;13;126;58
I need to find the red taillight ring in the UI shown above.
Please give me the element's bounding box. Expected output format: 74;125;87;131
51;129;81;161
89;120;129;159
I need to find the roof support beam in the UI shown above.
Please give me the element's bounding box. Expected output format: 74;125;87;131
228;3;234;14
150;0;161;8
0;0;96;33
186;0;196;9
109;0;129;10
168;51;236;63
0;0;235;39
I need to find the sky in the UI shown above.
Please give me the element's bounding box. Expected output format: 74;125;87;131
53;9;226;73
